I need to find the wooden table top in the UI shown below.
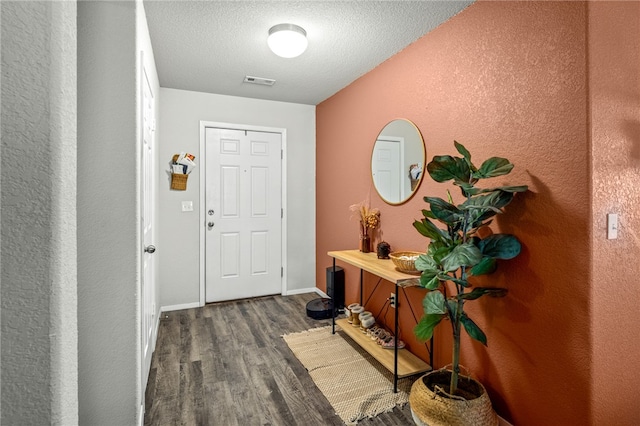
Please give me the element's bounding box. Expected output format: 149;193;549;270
328;250;421;287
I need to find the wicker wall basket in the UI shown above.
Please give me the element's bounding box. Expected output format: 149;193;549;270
410;370;498;426
170;173;188;191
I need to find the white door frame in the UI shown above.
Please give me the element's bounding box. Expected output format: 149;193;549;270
199;121;287;306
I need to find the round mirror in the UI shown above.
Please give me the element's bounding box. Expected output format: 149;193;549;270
371;119;426;205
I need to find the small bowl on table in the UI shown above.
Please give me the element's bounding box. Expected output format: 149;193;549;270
389;251;423;274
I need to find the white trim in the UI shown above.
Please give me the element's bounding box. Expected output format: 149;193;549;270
498;415;513;426
285;287;323;296
199;124;206;306
280;129;288;298
313;287;329;298
152;307;160;351
138;403;144;426
199;121;288;307
161;302;201;313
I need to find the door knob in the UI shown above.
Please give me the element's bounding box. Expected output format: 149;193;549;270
207;222;215;229
144;245;156;254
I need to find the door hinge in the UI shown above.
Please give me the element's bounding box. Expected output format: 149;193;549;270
281;208;284;218
281;267;284;277
281;149;283;159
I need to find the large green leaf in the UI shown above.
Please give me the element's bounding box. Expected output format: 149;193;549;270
460;191;514;230
461;313;487;346
462;190;515;211
473;157;514;179
441;243;483;272
427;155;471;183
458;287;507;300
465;185;528;196
423;291;446;315
426;197;464;225
419;270;440;290
421;209;437;219
413;219;447;242
429;245;454;265
470;218;494;231
458;183;475;198
414;314;445;341
477;234;522;259
454;141;472;163
470;212;501;231
415;254;437;271
469;257;497;276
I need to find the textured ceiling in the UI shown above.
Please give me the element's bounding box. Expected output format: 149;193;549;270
144;1;473;105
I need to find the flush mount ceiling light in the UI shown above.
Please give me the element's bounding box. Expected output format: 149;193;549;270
267;23;308;58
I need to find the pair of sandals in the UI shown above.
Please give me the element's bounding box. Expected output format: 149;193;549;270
367;325;405;350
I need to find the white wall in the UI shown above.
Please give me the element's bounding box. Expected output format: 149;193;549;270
158;88;316;308
78;1;141;424
1;2;78;424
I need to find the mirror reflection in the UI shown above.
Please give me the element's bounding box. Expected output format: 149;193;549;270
371;119;426;205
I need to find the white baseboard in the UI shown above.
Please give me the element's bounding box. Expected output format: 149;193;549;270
498;414;513;426
313;287;329;298
161;301;200;313
284;287;322;296
152;308;161;349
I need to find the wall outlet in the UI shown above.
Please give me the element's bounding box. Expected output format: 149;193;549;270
390;292;397;308
181;201;193;212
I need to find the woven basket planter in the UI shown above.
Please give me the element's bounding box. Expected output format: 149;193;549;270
410;370;498;426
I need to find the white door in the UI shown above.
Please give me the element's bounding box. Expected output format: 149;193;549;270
372;138;402;202
141;64;156;384
205;128;282;303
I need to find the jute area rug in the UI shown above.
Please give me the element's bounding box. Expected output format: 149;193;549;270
282;325;412;425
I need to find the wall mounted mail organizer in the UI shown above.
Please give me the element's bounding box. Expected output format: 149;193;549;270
170;152;196;191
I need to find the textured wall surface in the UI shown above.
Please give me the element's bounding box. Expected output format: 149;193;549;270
158;88;316;308
1;3;51;422
77;1;138;424
317;2;591;424
1;1;78;423
589;2;640;424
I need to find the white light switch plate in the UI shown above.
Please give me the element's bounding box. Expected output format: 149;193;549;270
181;201;193;212
607;213;618;239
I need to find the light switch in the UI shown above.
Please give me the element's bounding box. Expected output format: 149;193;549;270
607;213;618;239
181;201;193;212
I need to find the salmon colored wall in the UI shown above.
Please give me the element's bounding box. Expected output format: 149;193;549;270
589;2;640;425
317;2;594;424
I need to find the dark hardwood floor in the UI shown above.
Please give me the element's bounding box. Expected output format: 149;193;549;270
144;292;416;425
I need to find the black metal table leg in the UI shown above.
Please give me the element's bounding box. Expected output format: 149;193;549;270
332;258;336;335
359;268;363;306
394;283;399;393
430;335;434;368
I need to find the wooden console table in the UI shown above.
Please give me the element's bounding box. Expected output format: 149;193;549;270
328;250;433;393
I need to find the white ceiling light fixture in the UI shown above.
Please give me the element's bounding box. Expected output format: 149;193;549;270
268;23;308;58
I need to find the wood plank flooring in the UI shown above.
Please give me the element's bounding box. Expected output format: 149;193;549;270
144;293;416;425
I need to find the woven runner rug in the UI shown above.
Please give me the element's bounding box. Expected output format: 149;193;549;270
282;325;412;425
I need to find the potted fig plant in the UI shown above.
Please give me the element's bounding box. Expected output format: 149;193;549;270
409;141;527;426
